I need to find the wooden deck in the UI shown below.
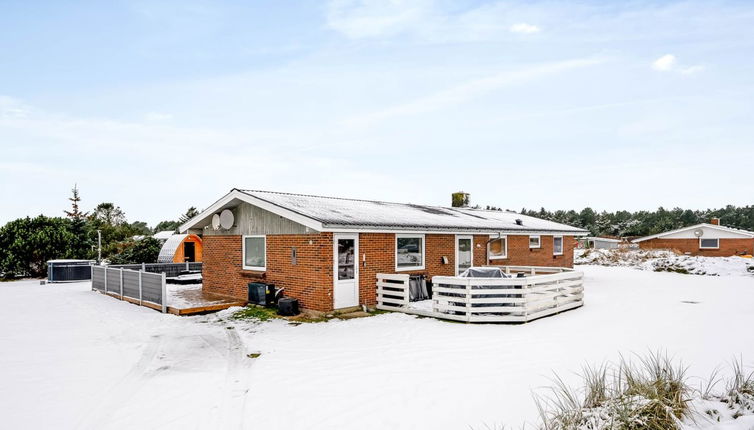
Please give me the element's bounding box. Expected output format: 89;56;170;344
99;284;246;315
166;284;247;315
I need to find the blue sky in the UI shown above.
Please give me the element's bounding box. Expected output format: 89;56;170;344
1;0;753;226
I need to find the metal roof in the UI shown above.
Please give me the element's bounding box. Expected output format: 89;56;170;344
225;189;587;234
157;234;187;263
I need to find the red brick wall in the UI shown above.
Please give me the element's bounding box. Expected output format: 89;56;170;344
638;238;754;256
202;234;334;312
204;232;578;312
486;235;576;268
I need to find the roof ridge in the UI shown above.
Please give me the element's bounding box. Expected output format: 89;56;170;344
238;189;469;211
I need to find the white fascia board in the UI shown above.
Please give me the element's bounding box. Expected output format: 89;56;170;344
632;223;754;243
324;227;588;236
179;189;324;233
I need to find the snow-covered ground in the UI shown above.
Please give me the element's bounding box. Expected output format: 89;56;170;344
576;248;754;277
1;266;753;429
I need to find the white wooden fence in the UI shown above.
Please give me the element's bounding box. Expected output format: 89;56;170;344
376;266;584;323
376;273;410;310
91;266;167;313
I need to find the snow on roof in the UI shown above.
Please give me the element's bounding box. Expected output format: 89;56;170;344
632;223;754;243
157;234;187;263
231;189;588;234
153;230;176;240
584;237;622;243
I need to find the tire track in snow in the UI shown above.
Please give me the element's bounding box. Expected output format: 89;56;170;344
75;334;163;430
213;328;251;430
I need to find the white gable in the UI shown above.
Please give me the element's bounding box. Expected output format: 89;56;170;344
661;225;752;239
633;223;754;243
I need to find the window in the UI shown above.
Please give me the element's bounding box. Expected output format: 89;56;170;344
395;234;425;271
529;235;541;249
553;236;563;255
700;238;719;249
488;236;507;259
243;235;266;270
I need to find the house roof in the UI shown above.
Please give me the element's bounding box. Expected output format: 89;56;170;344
632;223;754;243
584;237;622;243
153;230;176;240
180;189;589;235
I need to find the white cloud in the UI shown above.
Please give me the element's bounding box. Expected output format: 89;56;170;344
0;96;32;119
681;65;704;75
652;54;703;74
509;23;540;34
145;112;174;121
652;54;676;71
345;57;605;126
325;0;430;39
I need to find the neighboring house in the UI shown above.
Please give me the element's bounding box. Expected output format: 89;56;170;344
578;237;622;250
153;230;176;241
156;234;203;263
632;218;754;257
179;189;589;312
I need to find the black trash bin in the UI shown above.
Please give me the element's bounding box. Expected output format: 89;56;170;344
277;297;300;316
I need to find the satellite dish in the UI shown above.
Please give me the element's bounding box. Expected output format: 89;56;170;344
219;209;235;230
211;214;221;230
693;228;704;237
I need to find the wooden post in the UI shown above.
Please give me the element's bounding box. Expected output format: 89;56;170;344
138;270;143;306
404;276;410;307
465;279;472;323
119;268;124;299
160;272;167;313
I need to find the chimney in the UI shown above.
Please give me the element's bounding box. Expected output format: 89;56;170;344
451;191;470;208
710;218;720;225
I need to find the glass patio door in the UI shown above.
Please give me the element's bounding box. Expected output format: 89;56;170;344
456;235;473;275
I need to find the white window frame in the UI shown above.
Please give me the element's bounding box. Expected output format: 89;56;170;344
553;235;564;256
529;235;541;249
395;233;425;271
242;235;267;271
699;238;719;249
487;235;508;260
455;235;474;276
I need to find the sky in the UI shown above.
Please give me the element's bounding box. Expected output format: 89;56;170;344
1;0;753;226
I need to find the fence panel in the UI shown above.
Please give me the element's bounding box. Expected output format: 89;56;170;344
376;273;410;311
141;272;164;306
91;266;167;312
92;266;106;292
122;270;141;300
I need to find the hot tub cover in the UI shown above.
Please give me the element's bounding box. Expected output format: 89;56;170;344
458;267;509;278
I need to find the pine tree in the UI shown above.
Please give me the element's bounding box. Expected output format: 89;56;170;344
64;185;91;259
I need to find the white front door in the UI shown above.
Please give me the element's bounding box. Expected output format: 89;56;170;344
333;233;359;309
456;235;473;275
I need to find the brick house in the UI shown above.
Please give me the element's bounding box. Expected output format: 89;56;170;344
179;189;588;312
632;218;754;257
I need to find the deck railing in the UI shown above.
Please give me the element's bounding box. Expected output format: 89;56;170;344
376;273;410;311
376;266;584;323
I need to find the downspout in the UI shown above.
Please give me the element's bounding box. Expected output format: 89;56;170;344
486;232;503;266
